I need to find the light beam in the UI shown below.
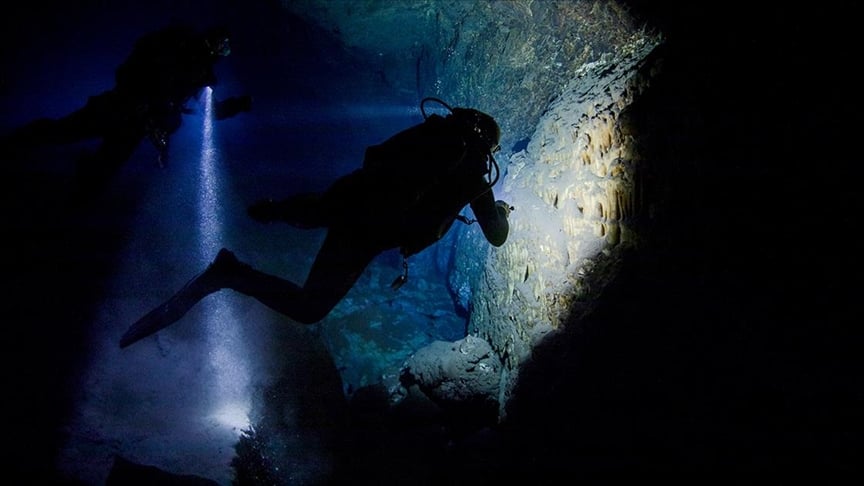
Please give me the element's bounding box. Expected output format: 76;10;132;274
198;87;251;432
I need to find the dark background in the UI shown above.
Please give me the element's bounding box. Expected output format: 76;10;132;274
1;0;860;483
499;0;861;481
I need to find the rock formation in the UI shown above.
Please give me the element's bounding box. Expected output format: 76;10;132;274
283;0;662;419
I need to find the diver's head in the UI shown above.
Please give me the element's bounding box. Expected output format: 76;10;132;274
450;107;501;154
203;25;231;57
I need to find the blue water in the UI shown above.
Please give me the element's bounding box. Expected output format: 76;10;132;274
1;1;467;484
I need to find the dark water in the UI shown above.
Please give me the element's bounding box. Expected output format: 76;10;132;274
2;1;861;484
1;1;460;484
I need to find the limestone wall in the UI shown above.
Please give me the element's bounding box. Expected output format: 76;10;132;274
281;0;663;413
281;0;648;153
462;37;660;410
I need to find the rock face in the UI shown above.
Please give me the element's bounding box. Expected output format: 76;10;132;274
282;0;650;155
106;455;219;486
464;38;660;414
401;335;502;420
284;0;662;417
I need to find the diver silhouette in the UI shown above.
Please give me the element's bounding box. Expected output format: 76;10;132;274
4;22;251;196
119;98;512;348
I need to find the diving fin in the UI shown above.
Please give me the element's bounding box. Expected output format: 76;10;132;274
119;261;226;348
119;305;175;348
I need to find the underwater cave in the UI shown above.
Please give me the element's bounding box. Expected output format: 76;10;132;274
2;0;858;484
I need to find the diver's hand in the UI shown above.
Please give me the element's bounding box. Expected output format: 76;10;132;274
248;198;277;223
496;200;514;218
214;95;253;120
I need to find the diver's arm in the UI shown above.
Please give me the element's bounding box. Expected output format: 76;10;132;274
470;188;511;247
214;95;253;120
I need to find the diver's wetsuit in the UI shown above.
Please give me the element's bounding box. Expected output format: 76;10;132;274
119;112;510;348
6;23;249;195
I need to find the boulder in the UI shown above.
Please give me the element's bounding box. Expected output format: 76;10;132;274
400;335;502;422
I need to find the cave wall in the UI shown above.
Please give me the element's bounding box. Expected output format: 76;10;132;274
281;0;649;153
464;38;659;411
282;0;662;412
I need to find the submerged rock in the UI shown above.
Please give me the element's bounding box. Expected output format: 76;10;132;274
106;455;219;486
400;335;502;423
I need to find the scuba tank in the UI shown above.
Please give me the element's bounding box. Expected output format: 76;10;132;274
420;97;501;193
390;98;503;290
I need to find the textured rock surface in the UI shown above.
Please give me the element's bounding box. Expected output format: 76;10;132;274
318;246;466;396
281;0;651;155
401;335;502;418
283;0;662;415
465;37;660;412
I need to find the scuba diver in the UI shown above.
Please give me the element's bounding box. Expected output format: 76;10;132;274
4;22;252;196
119;98;512;348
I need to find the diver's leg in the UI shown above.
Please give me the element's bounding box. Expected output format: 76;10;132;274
10;93;113;147
228;229;378;323
6;114;89;149
120;234;377;347
119;248;246;348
